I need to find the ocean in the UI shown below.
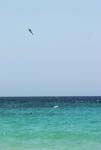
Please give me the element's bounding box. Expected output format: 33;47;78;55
0;96;101;150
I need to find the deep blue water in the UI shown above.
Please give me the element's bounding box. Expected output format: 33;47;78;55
0;96;101;108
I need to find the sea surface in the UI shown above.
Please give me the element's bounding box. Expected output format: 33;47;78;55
0;96;101;150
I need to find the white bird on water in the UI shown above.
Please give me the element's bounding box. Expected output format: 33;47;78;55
53;105;59;108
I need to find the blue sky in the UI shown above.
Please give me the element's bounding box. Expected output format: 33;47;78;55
0;0;100;96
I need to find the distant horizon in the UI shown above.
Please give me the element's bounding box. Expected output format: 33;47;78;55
0;96;100;97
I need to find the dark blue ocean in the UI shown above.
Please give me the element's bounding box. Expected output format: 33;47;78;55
0;96;101;150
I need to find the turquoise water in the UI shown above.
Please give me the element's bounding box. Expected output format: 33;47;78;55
0;97;101;150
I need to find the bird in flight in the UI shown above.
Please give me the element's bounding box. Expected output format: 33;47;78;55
28;28;33;35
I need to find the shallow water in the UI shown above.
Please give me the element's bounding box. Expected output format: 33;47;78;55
0;97;101;150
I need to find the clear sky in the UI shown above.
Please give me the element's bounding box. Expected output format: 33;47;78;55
0;0;100;96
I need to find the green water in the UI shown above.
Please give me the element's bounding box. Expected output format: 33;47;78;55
0;101;101;150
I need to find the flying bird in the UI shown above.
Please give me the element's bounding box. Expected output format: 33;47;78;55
28;28;33;35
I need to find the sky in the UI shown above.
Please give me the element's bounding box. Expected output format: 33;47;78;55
0;0;100;96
